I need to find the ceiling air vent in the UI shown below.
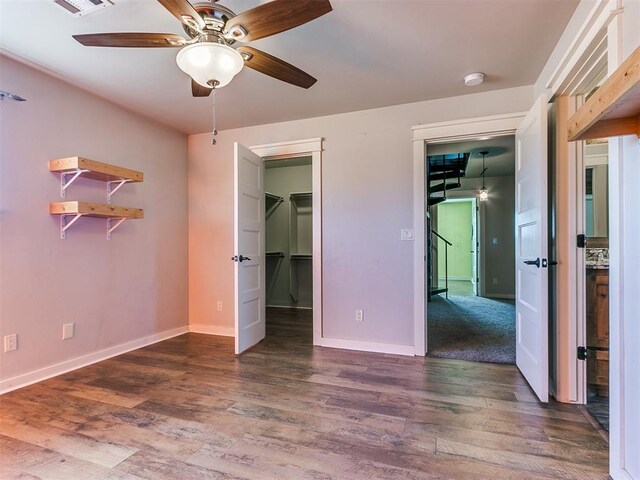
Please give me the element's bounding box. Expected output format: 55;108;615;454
53;0;114;17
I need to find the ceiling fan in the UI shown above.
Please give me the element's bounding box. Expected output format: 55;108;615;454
73;0;333;97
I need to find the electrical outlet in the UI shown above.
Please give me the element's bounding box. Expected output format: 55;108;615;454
4;334;17;352
62;322;74;340
356;309;364;322
217;301;223;312
492;277;498;285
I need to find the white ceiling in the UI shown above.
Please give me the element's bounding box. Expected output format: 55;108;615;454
427;135;515;178
0;0;578;134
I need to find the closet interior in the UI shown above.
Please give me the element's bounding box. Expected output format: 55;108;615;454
264;157;313;333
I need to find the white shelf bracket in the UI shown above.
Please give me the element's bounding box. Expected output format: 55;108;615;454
106;217;127;240
107;179;132;204
60;169;89;198
60;213;84;239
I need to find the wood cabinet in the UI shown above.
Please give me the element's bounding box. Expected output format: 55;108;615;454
586;268;609;396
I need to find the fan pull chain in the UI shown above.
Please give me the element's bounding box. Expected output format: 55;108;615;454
211;87;217;145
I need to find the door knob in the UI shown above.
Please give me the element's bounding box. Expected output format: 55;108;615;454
231;255;252;262
523;258;540;268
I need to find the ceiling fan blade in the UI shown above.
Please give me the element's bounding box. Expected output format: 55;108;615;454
192;78;213;97
73;33;187;47
157;0;206;32
237;46;317;89
225;0;332;42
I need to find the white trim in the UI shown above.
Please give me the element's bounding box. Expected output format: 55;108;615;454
607;12;631;478
250;138;322;158
0;326;189;395
189;324;234;337
250;139;323;346
546;0;622;96
413;139;426;356
412;112;527;142
439;276;473;282
412;113;525;358
484;294;516;300
318;338;415;356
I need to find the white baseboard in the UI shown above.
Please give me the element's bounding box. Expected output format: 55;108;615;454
189;324;234;336
0;325;189;395
484;293;516;299
317;337;415;356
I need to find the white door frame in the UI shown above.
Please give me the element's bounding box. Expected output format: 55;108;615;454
544;2;632;477
433;196;482;295
249;138;323;345
412;113;526;356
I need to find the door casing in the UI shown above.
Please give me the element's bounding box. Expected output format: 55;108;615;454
249;138;323;345
412;113;527;356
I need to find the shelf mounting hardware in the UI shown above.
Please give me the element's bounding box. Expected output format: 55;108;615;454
107;179;133;204
60;213;84;239
107;218;128;240
60;169;89;198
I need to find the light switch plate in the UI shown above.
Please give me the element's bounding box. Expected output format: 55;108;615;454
62;322;74;340
401;229;414;241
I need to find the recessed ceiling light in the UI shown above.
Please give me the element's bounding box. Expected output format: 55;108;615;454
464;72;485;87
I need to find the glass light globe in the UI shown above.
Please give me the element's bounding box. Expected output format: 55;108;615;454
176;43;244;88
479;189;489;201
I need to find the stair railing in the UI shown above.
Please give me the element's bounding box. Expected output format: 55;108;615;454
431;229;452;299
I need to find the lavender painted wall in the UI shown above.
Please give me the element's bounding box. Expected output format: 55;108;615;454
0;56;189;386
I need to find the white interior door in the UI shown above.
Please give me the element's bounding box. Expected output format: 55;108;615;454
234;142;265;354
515;94;549;403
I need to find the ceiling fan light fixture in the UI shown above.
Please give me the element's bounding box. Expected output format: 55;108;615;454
176;43;244;88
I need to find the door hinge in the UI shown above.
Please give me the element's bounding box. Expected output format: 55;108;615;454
577;234;586;248
577;346;588;360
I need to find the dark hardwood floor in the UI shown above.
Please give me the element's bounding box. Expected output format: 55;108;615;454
0;308;609;479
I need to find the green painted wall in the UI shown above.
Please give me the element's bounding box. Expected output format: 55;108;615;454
436;201;473;280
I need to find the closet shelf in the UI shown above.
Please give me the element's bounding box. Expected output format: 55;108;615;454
266;251;285;257
290;254;312;259
290;192;312;205
50;156;143;202
50;201;143;239
265;192;284;204
568;46;640;141
265;192;284;218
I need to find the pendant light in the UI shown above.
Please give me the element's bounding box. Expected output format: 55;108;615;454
479;150;489;201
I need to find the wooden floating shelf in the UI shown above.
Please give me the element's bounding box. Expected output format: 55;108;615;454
49;156;143;183
50;201;143;219
568;46;640;141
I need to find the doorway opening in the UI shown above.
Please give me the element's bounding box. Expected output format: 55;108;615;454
431;197;478;297
264;156;313;346
582;140;610;433
425;136;517;364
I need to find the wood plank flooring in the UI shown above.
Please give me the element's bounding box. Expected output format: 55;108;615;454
0;308;609;479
